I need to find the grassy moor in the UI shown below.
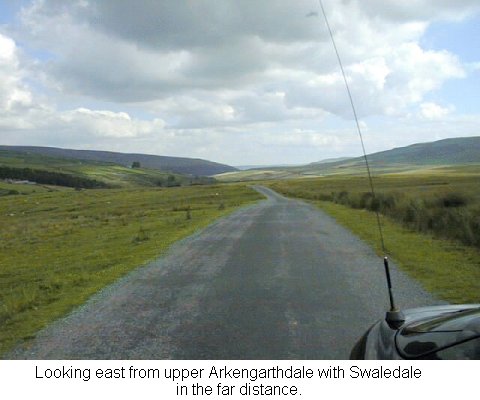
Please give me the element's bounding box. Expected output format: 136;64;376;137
269;166;480;304
0;183;261;355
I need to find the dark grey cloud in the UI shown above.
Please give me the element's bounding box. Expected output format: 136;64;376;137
80;0;323;49
19;0;332;102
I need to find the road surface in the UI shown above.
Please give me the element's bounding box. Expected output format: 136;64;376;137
9;186;442;359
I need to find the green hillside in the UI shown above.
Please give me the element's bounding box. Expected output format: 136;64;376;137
365;136;480;165
304;136;480;173
216;136;480;181
0;145;237;176
0;149;213;192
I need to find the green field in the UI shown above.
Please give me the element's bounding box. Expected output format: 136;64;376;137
268;166;480;304
215;168;318;182
0;150;211;188
0;181;70;196
0;184;262;356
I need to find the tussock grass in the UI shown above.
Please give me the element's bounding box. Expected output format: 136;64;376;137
0;184;261;356
269;170;480;304
316;201;480;304
270;171;480;248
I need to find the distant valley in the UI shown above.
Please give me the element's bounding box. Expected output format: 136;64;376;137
216;136;480;181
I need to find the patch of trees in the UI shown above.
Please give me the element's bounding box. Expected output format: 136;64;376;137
0;166;108;189
190;176;216;185
153;174;216;187
155;175;181;187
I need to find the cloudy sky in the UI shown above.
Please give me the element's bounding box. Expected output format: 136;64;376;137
0;0;479;165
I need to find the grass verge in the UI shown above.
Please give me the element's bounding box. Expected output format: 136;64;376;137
268;171;480;304
312;200;480;304
0;184;262;356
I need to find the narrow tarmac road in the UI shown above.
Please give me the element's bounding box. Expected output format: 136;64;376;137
10;186;442;359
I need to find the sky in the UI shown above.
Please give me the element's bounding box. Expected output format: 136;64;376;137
0;0;479;166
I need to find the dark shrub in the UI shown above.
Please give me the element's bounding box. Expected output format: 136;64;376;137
359;192;373;209
377;192;397;212
315;192;333;201
333;190;349;205
440;193;468;208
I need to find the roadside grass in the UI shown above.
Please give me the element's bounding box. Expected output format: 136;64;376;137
0;184;262;356
269;170;480;248
269;169;480;304
316;201;480;304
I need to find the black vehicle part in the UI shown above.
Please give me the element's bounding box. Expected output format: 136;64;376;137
396;306;480;359
350;325;373;360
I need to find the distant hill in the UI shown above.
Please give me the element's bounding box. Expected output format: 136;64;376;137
356;136;480;166
310;156;352;165
306;136;480;171
0;145;237;176
0;149;217;188
235;164;301;170
216;136;480;181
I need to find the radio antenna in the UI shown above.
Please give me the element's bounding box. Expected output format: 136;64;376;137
318;0;404;327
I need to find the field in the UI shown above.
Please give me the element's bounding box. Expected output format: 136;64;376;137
214;162;480;183
0;181;70;196
215;169;317;182
268;166;480;304
2;150;479;357
0;184;262;355
0;150;211;188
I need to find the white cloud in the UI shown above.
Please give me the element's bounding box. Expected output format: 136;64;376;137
59;108;165;138
16;0;468;115
419;102;453;120
0;1;478;164
0;33;33;115
0;32;167;144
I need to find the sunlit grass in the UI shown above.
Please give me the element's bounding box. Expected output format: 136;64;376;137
317;201;480;304
0;184;262;356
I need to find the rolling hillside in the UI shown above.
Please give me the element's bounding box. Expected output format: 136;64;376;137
216;136;480;181
322;136;480;167
0;149;215;190
0;145;237;176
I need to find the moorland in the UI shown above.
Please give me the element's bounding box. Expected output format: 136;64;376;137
1;137;479;356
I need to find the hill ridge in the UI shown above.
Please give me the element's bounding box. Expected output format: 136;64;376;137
313;136;480;169
215;136;480;182
0;145;237;176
